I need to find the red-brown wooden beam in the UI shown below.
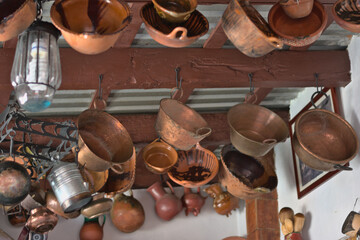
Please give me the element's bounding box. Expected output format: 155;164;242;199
203;19;228;49
3;37;18;48
125;0;336;5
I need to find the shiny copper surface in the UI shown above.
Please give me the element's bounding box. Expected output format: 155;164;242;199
152;0;197;23
46;191;80;219
27;206;58;234
81;198;113;219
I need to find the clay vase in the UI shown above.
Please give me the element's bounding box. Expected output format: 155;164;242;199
79;217;105;240
110;192;145;233
147;181;182;221
204;184;239;217
181;187;206;216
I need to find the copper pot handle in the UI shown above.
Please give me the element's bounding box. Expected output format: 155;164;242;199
262;139;277;145
110;163;124;174
334;164;352;171
167;27;188;40
195;127;212;138
244;92;258;104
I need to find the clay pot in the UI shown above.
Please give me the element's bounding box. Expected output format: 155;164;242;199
79;217;105;240
332;0;360;33
50;0;131;55
222;0;282;57
110;192;145;233
152;0;197;23
147;181;182;221
204;184;239;217
268;1;327;47
141;3;209;48
0;0;37;41
342;211;360;237
280;0;314;19
181;187;206;216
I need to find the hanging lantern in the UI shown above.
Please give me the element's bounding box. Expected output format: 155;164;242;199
11;19;61;112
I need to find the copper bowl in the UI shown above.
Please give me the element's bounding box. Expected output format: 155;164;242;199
280;0;314;19
141;3;209;48
332;0;360;33
152;0;197;23
26;206;58;234
293;109;359;171
50;0;131;54
168;143;219;188
218;144;278;199
142;139;178;174
268;1;327;47
0;0;36;41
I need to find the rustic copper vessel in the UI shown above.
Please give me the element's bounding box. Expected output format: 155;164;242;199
143;139;178;174
181;187;206;216
0;161;31;206
332;0;360;33
141;3;208;48
227;103;289;158
204;184;239;217
50;0;131;54
280;0;314;19
0;0;36;41
152;0;197;23
218;144;278;199
77;109;134;172
155;98;211;150
46;191;81;219
80;168;109;194
268;1;327;47
147;181;182;221
110;192;145;233
342;211;360;237
293;109;359;171
168;143;219;188
222;0;283;57
100;147;136;197
26;206;58;234
81;197;113;219
79;217;105;240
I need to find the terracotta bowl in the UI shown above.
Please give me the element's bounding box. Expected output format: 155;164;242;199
152;0;197;23
268;1;327;47
141;3;209;48
0;0;36;41
332;0;360;33
279;0;314;19
168;143;219;188
50;0;131;54
218;144;278;199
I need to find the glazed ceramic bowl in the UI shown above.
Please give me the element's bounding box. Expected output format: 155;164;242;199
0;0;36;41
50;0;131;54
152;0;197;23
141;3;209;48
332;0;360;33
279;0;314;19
268;1;327;47
168;143;219;188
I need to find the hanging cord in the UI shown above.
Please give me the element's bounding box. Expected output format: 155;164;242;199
310;73;329;109
170;67;184;100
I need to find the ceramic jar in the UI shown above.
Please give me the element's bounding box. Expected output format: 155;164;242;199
204;184;239;217
79;217;105;240
181;187;206;216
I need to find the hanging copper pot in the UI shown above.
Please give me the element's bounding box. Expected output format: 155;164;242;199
46;191;81;219
26;206;58;234
155;98;212;150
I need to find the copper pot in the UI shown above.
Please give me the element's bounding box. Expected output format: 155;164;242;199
227;103;289;158
142;139;178;174
50;0;131;54
222;0;283;57
77;109;134;173
46;191;81;219
26;206;58;234
0;0;36;41
80;168;109;194
155;98;212;150
152;0;197;23
81;194;113;219
280;0;314;19
293;109;359;171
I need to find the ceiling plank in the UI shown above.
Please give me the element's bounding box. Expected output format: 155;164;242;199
203;19;228;49
126;0;336;5
3;37;18;48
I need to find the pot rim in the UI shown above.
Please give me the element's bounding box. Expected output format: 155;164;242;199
50;0;131;37
268;1;327;40
331;0;360;32
142;140;178;172
0;0;35;25
294;109;359;164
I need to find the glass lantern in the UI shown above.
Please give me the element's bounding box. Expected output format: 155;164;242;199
11;20;61;112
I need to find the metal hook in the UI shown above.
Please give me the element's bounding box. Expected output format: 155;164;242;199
175;67;182;89
248;73;254;94
98;74;103;100
353;198;360;212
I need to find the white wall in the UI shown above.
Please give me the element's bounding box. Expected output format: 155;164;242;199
0;186;247;240
276;36;360;239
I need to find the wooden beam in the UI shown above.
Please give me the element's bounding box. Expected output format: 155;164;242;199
3;37;18;48
113;3;143;48
126;0;337;5
203;19;228;49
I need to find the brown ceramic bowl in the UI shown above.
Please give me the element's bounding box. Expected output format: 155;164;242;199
168;143;219;188
0;0;36;41
141;3;209;48
152;0;197;23
50;0;131;54
142;139;178;174
332;0;360;33
280;0;314;19
268;1;327;47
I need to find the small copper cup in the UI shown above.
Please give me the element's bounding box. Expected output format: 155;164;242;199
152;0;197;23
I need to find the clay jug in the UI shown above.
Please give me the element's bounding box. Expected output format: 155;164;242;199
181;187;206;216
204;184;239;217
147;181;182;221
79;217;105;240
